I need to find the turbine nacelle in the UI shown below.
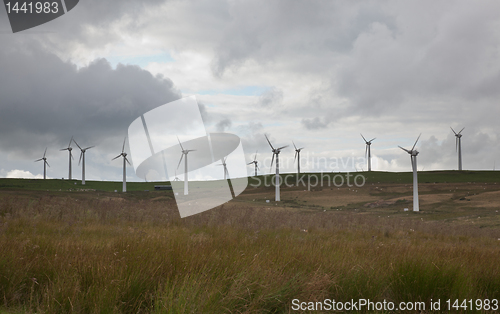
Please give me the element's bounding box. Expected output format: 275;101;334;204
361;134;376;145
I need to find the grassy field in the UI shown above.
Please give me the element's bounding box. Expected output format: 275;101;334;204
1;171;500;313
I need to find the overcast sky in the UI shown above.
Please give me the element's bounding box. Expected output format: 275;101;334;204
1;0;500;181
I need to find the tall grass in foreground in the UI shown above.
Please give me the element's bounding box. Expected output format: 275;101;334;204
0;194;500;313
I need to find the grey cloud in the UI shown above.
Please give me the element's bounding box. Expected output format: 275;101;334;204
258;87;283;107
301;117;329;130
211;1;394;76
215;118;232;132
0;43;181;159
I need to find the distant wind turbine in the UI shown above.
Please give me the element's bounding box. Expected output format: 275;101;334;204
293;141;304;175
361;134;376;171
399;134;421;212
265;134;288;201
60;136;74;180
451;127;465;171
112;137;130;192
35;148;49;180
247;151;259;176
173;170;180;181
73;139;94;185
176;137;195;195
217;156;230;180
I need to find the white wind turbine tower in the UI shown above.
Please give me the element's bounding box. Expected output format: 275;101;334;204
60;136;74;180
265;134;288;201
73;139;94;185
451;127;465;171
35;148;50;180
176;138;195;195
292;141;304;175
247;151;259;176
218;157;230;180
398;134;421;212
112;137;130;192
361;134;376;171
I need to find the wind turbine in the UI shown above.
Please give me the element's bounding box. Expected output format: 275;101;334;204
361;134;376;171
265;134;288;201
247;151;259;176
218;157;230;180
60;136;74;180
73;139;94;185
451;127;465;171
173;170;180;181
112;137;130;192
35;148;49;179
398;134;421;212
176;138;195;195
292;141;304;175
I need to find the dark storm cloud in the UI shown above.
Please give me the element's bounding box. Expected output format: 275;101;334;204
210;1;393;77
0;43;181;159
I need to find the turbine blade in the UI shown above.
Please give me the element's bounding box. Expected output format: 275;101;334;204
369;138;376;142
254;150;258;161
265;134;275;150
450;127;457;135
84;146;94;150
411;133;421;152
458;127;465;134
79;152;83;166
70;151;74;160
277;145;289;150
247;161;254;165
125;157;131;165
177;136;185;151
365;144;368;159
294;151;297;163
112;154;121;160
45;160;50;167
360;133;367;142
398;146;411;154
292;141;297;150
60;148;68;151
35;158;43;162
68;136;73;148
43;148;47;158
176;154;184;170
270;153;275;172
456;138;458;152
73;139;82;150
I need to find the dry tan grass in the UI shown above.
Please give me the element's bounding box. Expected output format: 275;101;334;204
1;180;500;313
